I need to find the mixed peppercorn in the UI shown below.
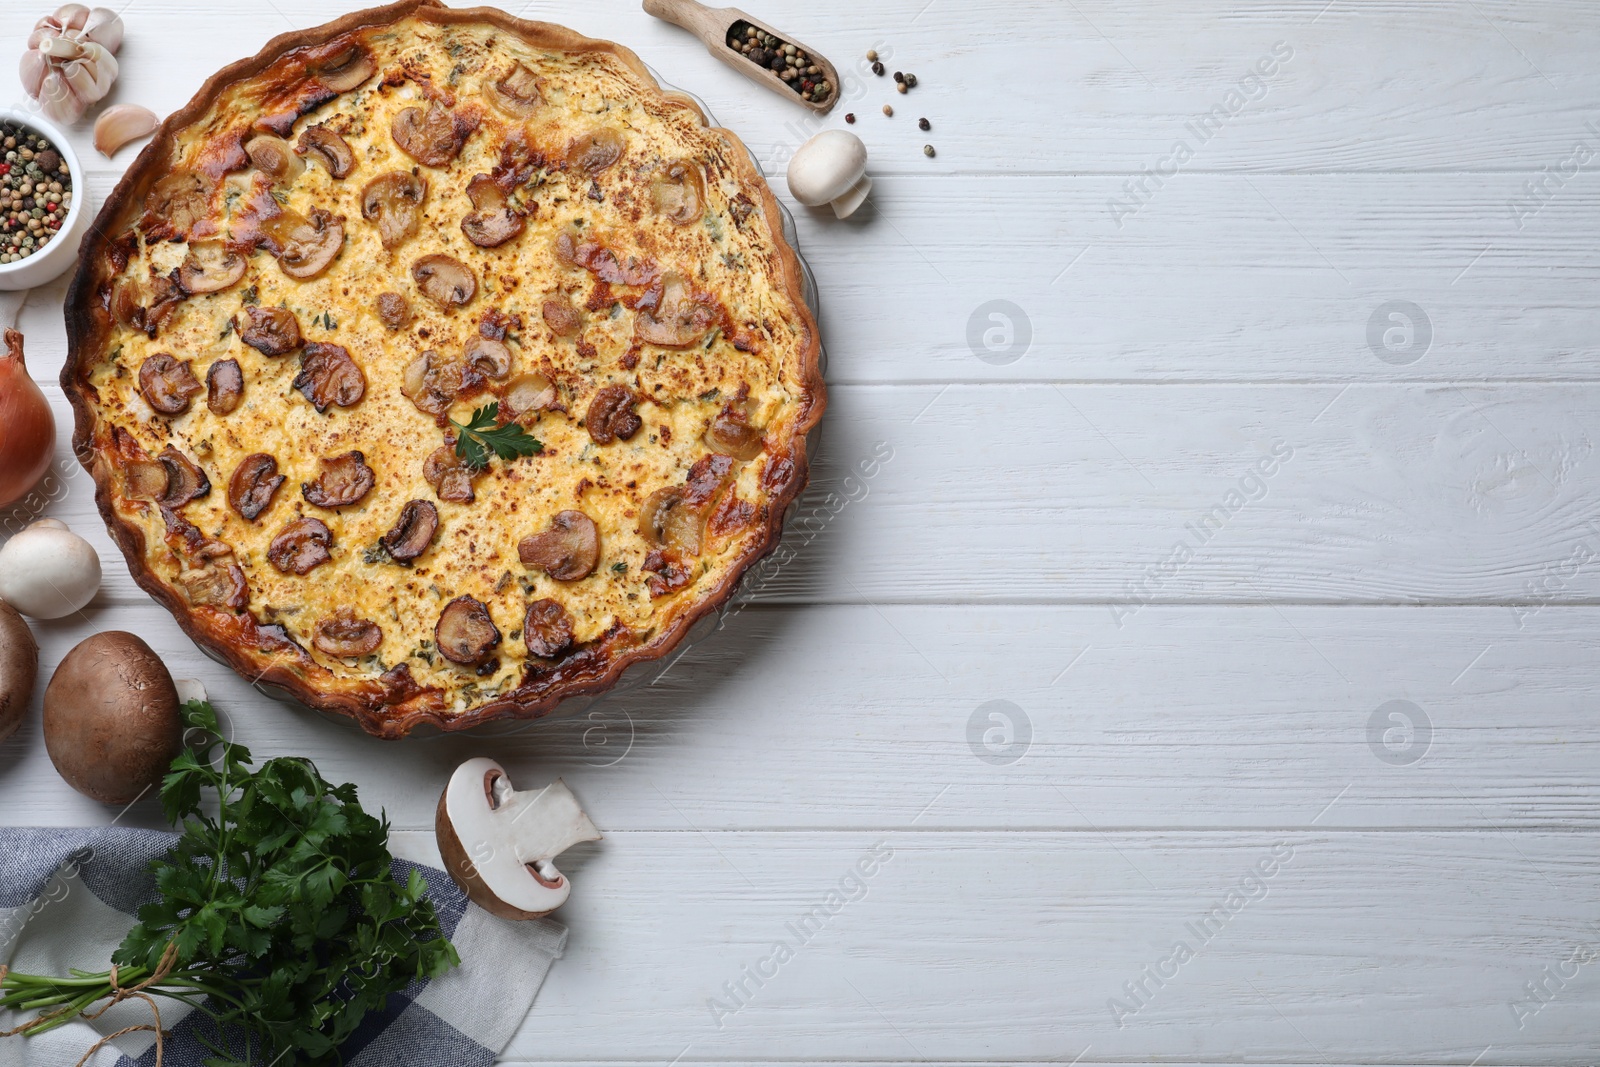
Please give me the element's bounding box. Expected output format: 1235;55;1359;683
0;122;72;265
727;22;834;105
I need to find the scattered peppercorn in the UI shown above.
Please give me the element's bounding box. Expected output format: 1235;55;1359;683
882;104;894;117
897;82;908;94
0;121;71;266
919;117;931;131
924;144;936;157
905;73;919;88
871;60;885;76
845;113;856;124
893;71;905;83
866;49;878;61
726;20;833;103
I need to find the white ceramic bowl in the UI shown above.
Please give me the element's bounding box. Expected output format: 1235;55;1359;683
0;107;92;292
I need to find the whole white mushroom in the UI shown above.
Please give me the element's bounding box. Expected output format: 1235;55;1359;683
787;130;872;219
0;519;101;619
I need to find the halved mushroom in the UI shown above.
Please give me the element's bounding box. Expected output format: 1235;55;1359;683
435;595;500;665
293;343;366;412
206;358;244;416
638;486;702;556
523;598;574;658
180;553;249;610
380;499;439;561
502;372;556;419
424;446;478;503
518;510;600;582
377;291;411;330
403;350;462;418
635;272;717;348
361;171;427;251
138;354;203;415
310;42;376;93
585;385;642;445
464;335;513;380
272;207;345;279
461;173;525;248
297;124;355;179
650;160;705;225
302;450;375;509
123;459;169;502
392;100;476;167
243;134;304;183
228;453;284;520
267;516;334;575
435;760;601;919
239;305;302;356
178;240;248;295
155;446;211;508
542;296;582;337
707;394;765;461
567;128;625;176
485;61;543;118
413;254;477;309
313;608;382;657
143;171;213;239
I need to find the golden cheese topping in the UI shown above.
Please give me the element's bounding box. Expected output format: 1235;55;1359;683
65;5;823;736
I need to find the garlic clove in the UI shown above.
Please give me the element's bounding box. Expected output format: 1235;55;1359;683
54;5;92;33
19;48;46;98
95;104;159;157
81;7;124;53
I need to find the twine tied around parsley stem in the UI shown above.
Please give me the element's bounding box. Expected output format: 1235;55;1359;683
0;939;179;1067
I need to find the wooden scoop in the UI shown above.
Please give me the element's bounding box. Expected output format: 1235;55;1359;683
642;0;841;115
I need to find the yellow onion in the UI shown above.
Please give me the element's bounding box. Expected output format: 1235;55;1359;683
0;330;56;508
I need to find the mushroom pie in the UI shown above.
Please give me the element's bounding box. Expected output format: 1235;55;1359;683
63;0;824;737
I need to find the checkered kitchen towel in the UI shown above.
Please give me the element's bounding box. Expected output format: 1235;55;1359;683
0;827;566;1067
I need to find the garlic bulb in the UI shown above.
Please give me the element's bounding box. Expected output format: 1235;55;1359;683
20;6;125;125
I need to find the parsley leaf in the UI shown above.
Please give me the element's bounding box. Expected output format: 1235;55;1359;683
0;700;459;1064
451;402;543;469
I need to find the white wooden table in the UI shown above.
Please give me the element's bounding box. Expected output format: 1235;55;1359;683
5;0;1600;1062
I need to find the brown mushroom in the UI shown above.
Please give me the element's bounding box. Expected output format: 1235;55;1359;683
541;296;582;337
567;128;625;176
42;632;182;805
297;124;355;178
402;350;461;419
392;100;476;167
413;254;477;309
502;372;557;419
523;598;574;658
143;171;213;238
635;272;717;348
380;499;439;561
267;517;334;575
239;305;302;356
243;134;304;183
178;240;248;295
485;61;543;118
0;602;38;746
518;510;600;581
206;359;244;416
707;396;765;461
424;445;477;503
228;453;284;520
639;486;703;555
361;172;427;251
377;291;411;330
313;608;382;657
461;173;525;248
310;43;375;92
464;335;512;380
585;385;642;445
301;450;375;509
651;160;706;225
272;207;345;279
435;595;500;665
156;446;210;508
138;354;203;415
293;343;366;412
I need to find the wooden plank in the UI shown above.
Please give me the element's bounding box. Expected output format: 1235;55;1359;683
4;0;1596;175
6;603;1599;832
22;379;1600;606
394;829;1600;1062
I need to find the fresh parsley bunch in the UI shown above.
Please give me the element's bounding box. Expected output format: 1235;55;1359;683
0;701;459;1066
